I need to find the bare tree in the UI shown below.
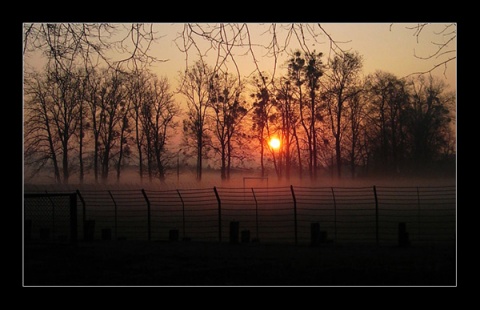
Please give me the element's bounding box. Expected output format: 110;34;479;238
405;75;455;170
83;67;104;182
286;50;325;180
365;71;409;174
175;24;348;86
24;63;83;183
127;70;150;181
77;71;88;183
24;71;62;183
394;23;456;78
178;60;212;181
94;69;128;181
344;85;368;178
250;73;274;178
324;51;363;178
140;75;179;182
271;77;301;181
24;23;164;183
208;72;248;180
115;91;132;182
24;23;163;73
178;23;455;80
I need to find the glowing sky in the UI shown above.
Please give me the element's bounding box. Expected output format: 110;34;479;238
146;23;456;90
23;23;456;91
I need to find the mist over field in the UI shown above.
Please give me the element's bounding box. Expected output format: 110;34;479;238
23;166;457;286
24;164;455;191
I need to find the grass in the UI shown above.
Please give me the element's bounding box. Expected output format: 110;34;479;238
23;240;456;286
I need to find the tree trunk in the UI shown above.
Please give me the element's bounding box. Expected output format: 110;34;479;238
93;138;99;182
335;138;342;178
102;148;109;181
44;113;61;183
155;148;165;182
260;134;265;178
135;114;143;182
116;136;124;183
79;104;84;183
62;140;69;184
293;127;302;180
227;141;232;180
221;144;226;180
197;131;202;181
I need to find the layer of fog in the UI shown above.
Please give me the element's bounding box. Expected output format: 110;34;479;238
24;167;456;192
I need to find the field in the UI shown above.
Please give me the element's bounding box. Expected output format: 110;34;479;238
23;176;456;286
24;240;456;286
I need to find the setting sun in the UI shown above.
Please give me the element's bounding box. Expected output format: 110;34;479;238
269;137;281;150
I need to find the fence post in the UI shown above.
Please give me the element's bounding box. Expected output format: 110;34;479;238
76;189;86;224
70;192;77;246
142;189;151;241
290;185;298;246
108;190;117;240
177;189;186;240
417;187;421;244
214;186;222;242
331;187;337;244
373;185;379;246
46;191;55;240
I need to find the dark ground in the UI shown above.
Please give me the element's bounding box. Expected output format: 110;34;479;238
23;241;456;286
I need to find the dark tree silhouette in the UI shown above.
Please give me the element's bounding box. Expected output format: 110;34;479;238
250;73;274;178
365;71;409;174
324;51;363;178
24;65;84;183
139;75;178;182
24;23;456;183
24;71;62;183
405;75;455;171
208;72;248;180
286;50;325;180
178;60;212;181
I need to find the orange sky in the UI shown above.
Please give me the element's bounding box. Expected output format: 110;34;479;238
146;23;456;91
23;23;456;91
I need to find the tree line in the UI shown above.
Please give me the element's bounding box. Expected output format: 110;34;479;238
24;50;455;184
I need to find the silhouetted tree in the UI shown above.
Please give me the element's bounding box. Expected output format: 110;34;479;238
365;71;409;174
83;67;104;182
97;70;128;181
404;75;455;172
250;73;274;178
396;23;456;77
127;70;150;181
23;23;162;74
208;72;248;180
344;84;368;178
115;94;132;182
178;60;212;181
24;23;456;183
24;63;86;183
324;51;363;178
271;77;301;180
139;75;178;182
286;50;324;180
24;71;62;183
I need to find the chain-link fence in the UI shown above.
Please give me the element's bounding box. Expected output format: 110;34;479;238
24;193;77;244
23;185;455;246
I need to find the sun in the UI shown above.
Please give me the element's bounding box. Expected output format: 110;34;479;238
268;137;281;150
